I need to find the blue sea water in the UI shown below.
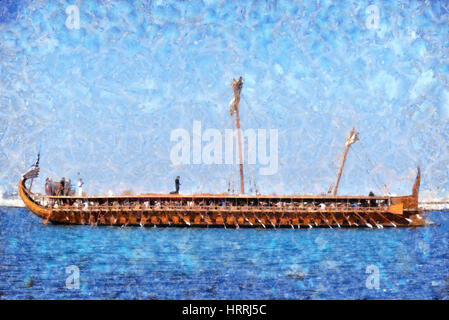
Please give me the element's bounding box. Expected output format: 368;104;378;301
0;207;448;300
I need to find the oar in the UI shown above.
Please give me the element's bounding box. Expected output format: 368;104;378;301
89;214;95;227
319;212;332;228
297;213;311;228
139;214;146;227
344;213;357;226
366;214;381;229
354;211;372;228
373;219;383;229
201;214;210;226
295;213;304;229
255;215;265;228
243;215;253;226
330;212;341;228
231;214;240;229
376;211;397;228
341;209;355;226
265;214;276;229
345;215;352;226
165;214;171;226
311;213;320;226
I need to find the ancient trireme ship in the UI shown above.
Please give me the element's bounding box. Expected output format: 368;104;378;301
19;77;429;228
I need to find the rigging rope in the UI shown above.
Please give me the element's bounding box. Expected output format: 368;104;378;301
241;95;263;128
351;142;391;195
351;148;383;194
357;141;391;195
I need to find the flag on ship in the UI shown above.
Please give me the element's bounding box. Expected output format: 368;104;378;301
24;152;40;181
32;152;40;169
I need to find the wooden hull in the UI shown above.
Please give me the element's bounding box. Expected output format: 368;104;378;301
43;209;424;229
18;173;429;229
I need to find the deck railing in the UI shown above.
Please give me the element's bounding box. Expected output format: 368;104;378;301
45;202;390;215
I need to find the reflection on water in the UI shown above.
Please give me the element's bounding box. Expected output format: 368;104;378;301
0;208;448;299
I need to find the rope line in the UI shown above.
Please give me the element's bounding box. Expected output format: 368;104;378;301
351;149;384;195
352;141;391;195
358;141;391;195
241;95;263;128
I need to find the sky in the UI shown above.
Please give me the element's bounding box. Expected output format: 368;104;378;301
0;0;448;198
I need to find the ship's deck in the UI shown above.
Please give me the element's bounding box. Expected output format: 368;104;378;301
47;193;390;201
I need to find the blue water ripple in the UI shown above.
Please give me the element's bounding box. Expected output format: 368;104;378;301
0;208;448;299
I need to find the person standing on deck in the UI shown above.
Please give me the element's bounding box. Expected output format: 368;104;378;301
66;179;72;196
170;176;181;194
59;177;66;196
48;178;55;195
369;191;377;207
44;178;51;195
175;176;181;194
77;178;84;196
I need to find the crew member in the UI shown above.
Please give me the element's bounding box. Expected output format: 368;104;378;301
44;178;51;195
175;176;180;193
59;177;66;196
65;179;72;196
77;178;84;196
170;176;181;194
369;191;377;207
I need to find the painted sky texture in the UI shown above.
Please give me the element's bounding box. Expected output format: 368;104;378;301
0;0;448;198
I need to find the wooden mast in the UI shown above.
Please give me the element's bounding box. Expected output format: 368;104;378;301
230;77;245;194
333;128;358;196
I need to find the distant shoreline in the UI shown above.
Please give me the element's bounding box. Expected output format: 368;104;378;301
0;199;25;208
419;201;449;211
